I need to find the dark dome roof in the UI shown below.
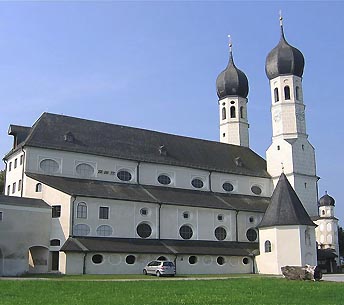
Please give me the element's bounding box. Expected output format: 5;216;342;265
216;51;249;99
319;193;335;207
265;25;305;80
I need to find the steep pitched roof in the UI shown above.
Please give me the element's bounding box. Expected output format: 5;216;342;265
7;112;269;178
26;173;269;213
258;173;315;228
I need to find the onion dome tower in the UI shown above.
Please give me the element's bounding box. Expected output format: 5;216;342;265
216;36;249;147
265;14;318;217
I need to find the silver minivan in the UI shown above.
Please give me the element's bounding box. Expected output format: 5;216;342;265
143;260;176;277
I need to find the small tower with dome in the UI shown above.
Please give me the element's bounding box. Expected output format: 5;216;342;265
216;36;250;147
265;14;318;217
314;192;339;272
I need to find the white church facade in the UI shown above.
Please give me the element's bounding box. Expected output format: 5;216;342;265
0;18;339;276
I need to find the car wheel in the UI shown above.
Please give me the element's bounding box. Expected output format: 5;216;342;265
143;269;147;275
156;271;161;277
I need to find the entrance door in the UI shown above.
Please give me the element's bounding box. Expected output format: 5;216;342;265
51;251;59;271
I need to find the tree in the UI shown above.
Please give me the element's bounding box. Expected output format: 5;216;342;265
0;170;5;194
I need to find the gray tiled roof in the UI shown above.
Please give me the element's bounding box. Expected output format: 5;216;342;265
61;237;258;256
0;195;50;209
7;112;269;178
258;173;315;228
27;173;269;213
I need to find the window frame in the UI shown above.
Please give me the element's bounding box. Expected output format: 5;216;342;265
117;169;132;182
40;158;60;174
264;240;272;253
76;202;87;219
96;225;113;237
179;225;193;240
157;174;171;185
52;205;61;218
191;178;204;189
99;206;109;220
215;226;227;241
75;163;95;178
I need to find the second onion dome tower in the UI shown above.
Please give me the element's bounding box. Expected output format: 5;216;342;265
216;37;250;147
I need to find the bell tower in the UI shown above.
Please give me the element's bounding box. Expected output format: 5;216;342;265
216;36;249;147
265;15;318;217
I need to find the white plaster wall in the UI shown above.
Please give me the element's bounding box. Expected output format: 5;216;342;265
4;150;25;196
0;204;51;276
256;228;279;274
237;211;263;243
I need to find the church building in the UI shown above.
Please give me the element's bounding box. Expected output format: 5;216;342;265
0;17;339;276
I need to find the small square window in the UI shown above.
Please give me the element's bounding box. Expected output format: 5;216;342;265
99;207;109;219
52;205;61;218
217;214;223;221
140;208;148;216
183;212;189;219
0;211;3;221
20;155;24;165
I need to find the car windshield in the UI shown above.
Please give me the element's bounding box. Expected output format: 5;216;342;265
163;262;174;267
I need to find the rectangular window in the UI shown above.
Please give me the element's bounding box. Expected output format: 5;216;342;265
18;179;22;192
8;162;12;172
20;155;24;165
0;211;3;221
99;206;109;219
14;158;17;169
7;185;10;195
52;205;61;218
12;182;16;194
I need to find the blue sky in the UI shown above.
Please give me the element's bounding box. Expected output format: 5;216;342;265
0;1;343;223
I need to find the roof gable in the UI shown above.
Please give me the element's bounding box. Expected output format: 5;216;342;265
258;173;315;228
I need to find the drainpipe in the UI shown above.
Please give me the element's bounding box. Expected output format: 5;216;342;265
70;196;77;237
208;171;212;192
235;210;239;242
83;253;87;274
3;160;7;195
20;148;25;197
158;203;162;239
137;161;141;185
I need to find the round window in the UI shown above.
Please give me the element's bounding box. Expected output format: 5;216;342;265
215;227;227;241
92;254;103;264
76;163;94;178
251;185;262;195
217;256;225;265
188;256;197;265
137;223;152;238
243;257;249;265
140;208;148;216
117;170;132;181
40;159;59;174
157;174;171;185
191;178;204;189
246;228;258;242
179;225;193;240
126;255;136;264
222;182;234;192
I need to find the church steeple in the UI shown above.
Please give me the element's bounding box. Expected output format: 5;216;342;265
216;36;250;147
265;15;318;217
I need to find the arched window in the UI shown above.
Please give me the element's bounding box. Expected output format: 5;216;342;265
240;106;244;119
230;106;236;118
222;107;226;120
274;88;279;102
77;202;87;219
35;183;42;192
295;86;300;100
264;240;271;252
284;86;291;100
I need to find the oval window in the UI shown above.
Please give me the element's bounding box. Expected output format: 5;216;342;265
76;163;94;178
222;182;234;192
243;257;249;265
96;225;113;237
179;225;193;240
246;228;258;242
40;159;59;174
137;223;152;238
217;256;225;265
92;254;103;264
191;178;204;189
126;255;136;264
157;174;171;185
117;170;132;181
251;185;262;195
73;224;90;236
215;227;227;241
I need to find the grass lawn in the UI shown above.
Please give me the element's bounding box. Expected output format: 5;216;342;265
0;277;343;305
